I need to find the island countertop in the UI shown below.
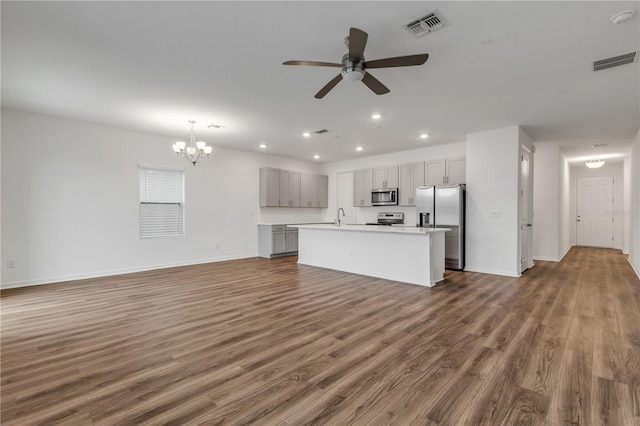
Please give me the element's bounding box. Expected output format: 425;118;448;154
292;224;451;234
295;224;449;287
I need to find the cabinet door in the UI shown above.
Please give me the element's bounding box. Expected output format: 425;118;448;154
386;166;399;188
398;164;412;206
411;162;425;189
446;157;466;185
290;171;301;206
259;167;280;207
353;168;373;206
317;175;328;208
425;159;446;186
279;170;290;206
272;231;286;254
363;168;373;206
285;230;298;252
301;173;318;207
373;167;386;188
353;170;364;206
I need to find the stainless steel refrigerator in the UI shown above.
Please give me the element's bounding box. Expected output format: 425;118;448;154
416;184;465;270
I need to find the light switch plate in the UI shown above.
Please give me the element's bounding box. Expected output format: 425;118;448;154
490;210;501;218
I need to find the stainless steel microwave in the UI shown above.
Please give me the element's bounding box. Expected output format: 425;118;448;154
371;188;398;206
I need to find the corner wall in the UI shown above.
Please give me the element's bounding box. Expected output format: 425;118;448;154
533;146;560;260
465;126;522;277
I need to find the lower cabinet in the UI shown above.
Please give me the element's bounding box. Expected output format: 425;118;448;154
258;225;298;258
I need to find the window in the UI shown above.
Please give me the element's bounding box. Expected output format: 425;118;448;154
139;166;184;238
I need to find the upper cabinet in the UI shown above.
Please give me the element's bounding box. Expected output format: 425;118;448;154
318;174;328;208
373;166;398;188
425;157;466;186
279;169;301;207
260;167;327;208
301;173;318;208
353;168;373;207
398;162;425;206
259;168;280;207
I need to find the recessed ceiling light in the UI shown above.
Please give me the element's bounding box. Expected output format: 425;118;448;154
303;132;311;137
313;154;320;159
420;133;429;139
356;146;363;151
371;113;381;120
259;143;267;149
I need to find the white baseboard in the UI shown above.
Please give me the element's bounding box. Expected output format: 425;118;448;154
533;256;561;262
463;266;521;278
0;253;257;290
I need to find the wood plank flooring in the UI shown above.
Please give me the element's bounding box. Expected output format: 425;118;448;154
1;246;639;425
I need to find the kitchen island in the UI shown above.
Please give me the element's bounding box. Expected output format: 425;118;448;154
293;224;449;287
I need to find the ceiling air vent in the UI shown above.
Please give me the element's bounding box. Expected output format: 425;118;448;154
403;9;447;37
593;51;637;71
314;129;329;134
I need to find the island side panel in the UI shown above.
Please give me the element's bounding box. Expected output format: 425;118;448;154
297;227;439;287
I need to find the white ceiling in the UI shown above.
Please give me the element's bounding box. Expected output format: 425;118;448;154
2;1;639;165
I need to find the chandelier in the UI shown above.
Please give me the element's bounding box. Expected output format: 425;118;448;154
172;120;212;166
585;158;605;169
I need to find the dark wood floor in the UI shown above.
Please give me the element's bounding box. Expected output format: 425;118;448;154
1;247;639;425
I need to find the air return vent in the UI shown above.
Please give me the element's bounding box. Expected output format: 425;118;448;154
314;129;329;134
593;51;637;71
403;9;447;37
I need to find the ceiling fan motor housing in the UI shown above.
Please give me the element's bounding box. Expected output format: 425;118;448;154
341;54;365;81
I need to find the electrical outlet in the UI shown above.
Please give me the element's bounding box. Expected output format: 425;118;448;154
215;243;220;250
7;260;16;268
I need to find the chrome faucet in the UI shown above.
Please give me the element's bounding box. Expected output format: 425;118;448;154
337;208;345;226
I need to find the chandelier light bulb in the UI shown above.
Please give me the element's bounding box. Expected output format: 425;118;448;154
585;158;605;169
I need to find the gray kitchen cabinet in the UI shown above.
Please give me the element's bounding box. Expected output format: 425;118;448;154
353;168;373;207
259;167;280;207
446;157;466;185
301;173;318;207
260;168;326;208
425;157;466;185
279;169;301;207
399;162;425;205
258;225;298;257
318;174;328;208
373;165;398;188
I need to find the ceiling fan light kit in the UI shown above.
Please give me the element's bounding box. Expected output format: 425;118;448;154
283;27;429;98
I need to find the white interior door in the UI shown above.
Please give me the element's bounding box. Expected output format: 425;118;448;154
337;172;356;224
520;148;531;273
576;176;614;247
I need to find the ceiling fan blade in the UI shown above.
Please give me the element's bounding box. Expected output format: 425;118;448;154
349;27;368;59
283;60;342;67
361;72;390;95
315;74;344;99
364;54;429;69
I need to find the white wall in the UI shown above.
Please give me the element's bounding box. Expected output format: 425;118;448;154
570;161;624;249
1;109;322;288
532;145;571;261
465;126;525;277
533;146;561;260
319;142;467;225
559;152;571;258
629;129;640;278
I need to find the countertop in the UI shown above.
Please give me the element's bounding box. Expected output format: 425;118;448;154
292;224;450;234
258;222;334;226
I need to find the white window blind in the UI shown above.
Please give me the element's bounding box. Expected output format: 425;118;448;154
139;166;184;238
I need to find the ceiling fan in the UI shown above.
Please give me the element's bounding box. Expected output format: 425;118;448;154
283;27;429;99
